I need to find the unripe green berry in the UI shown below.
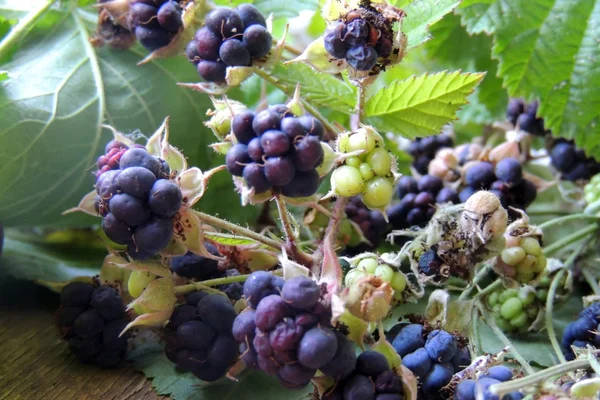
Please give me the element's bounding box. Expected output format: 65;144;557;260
534;254;547;273
494;314;512;331
359;163;375;180
509;311;528;328
488;291;499;307
362;177;393;208
499;288;519;303
357;258;378;274
391;271;407;292
348;130;377;154
500;297;523;319
346;156;361;168
516;255;537;274
521;237;542;256
374;264;394;283
366;148;393;177
345;268;366;287
518;289;536;306
128;270;156;298
332;165;365;197
501;247;527;266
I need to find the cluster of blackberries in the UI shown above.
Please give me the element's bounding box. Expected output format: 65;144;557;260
323;351;404;400
455;365;523;400
550;139;600;182
94;144;182;260
344;196;389;254
506;99;545;136
165;291;238;381
323;12;393;71
171;244;243;301
390;323;470;399
561;303;600;361
407;134;454;175
461;159;537;214
388;175;459;230
130;0;182;52
234;272;356;388
226;105;324;198
57;282;129;368
186;5;272;83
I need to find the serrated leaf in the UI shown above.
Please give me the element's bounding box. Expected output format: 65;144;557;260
0;8;252;227
132;350;313;400
364;71;485;137
204;232;259;246
269;62;356;113
457;0;501;35
403;0;462;49
1;230;103;286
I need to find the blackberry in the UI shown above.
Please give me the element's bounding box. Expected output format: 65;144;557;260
550;139;600;182
95;145;181;260
164;292;238;381
390;323;469;399
225;105;324;197
455;366;523;400
561;302;600;360
130;0;182;52
406;134;454;175
187;6;272;83
506;98;545;136
344;196;389;255
56;281;130;367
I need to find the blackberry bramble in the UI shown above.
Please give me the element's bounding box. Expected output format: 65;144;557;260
129;0;183;52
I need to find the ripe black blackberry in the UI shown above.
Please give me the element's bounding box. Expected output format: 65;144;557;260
95;145;182;260
344;196;389;255
56;281;130;368
407;134;453;175
170;244;243;301
390;323;470;399
506;98;545;136
164;291;238;381
225;105;324;198
323;8;394;72
387;175;458;230
129;0;183;52
561;303;600;361
459;159;537;215
234;272;355;388
550;139;600;182
186;5;272;83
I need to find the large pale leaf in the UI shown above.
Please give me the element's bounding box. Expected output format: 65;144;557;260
364;71;485;137
0;7;252;227
133;350;313;400
403;0;462;49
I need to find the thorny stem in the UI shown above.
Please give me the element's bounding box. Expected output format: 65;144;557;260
537;213;599;231
274;195;314;268
458;264;491;300
477;303;535;375
0;0;56;59
546;240;589;366
192;210;283;250
253;68;340;135
543;224;598;257
174;273;250;294
489;359;590;397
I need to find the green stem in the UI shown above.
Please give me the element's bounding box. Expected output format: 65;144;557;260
526;209;572;217
477;303;535;375
488;359;590;397
582;268;600;296
459;264;491;300
0;0;56;60
470;305;482;357
473;278;502;300
174;273;250;294
253;68;339;135
356;84;366;122
543;224;597;257
537;213;599;231
191;210;283;250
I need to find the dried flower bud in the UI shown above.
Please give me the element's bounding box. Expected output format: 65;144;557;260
343;275;393;321
461;191;508;245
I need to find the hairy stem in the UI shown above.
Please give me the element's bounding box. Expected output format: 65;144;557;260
0;0;56;60
543;224;597;257
537;213;599;231
473;278;502;300
477;303;535;375
274;195;314;268
191;210;283;250
489;359;590;397
546;240;589;365
356;84;366;122
253;68;339;135
174;273;250;294
313;196;349;276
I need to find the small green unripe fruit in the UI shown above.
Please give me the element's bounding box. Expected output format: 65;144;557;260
500;297;523;320
332;165;365;197
374;264;394;283
362;177;393;208
359;163;375;180
357;258;378;274
391;272;407;293
128;270;157;298
366;148;392;177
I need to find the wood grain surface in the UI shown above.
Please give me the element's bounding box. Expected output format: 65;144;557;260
0;276;164;400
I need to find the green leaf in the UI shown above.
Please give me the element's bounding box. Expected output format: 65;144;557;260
1;229;103;285
364;71;485;137
132;350;313;400
204;232;259;246
457;0;501;35
0;8;253;227
402;0;462;49
268;62;356;114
